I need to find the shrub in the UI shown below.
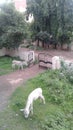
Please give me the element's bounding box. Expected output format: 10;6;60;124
35;31;50;44
0;3;27;49
59;34;70;44
60;61;73;84
35;31;58;48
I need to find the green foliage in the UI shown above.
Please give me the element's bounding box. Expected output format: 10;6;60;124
0;56;23;75
0;3;27;49
61;63;73;84
58;33;70;45
27;0;58;35
27;0;73;44
41;111;73;130
35;31;57;49
0;56;13;75
35;31;50;44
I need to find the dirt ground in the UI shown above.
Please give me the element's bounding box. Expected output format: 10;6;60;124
0;48;73;111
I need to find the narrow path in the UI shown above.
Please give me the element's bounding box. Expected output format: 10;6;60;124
0;64;45;111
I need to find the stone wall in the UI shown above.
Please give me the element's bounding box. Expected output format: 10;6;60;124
0;48;6;56
19;51;35;62
71;43;73;51
5;48;19;57
0;48;20;57
0;47;35;62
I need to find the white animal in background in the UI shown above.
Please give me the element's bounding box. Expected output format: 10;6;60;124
12;60;20;64
20;88;45;118
12;60;22;66
12;63;16;69
12;60;23;70
22;61;28;66
52;56;61;70
12;60;28;70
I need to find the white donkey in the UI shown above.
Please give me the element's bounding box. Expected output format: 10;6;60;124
20;88;45;118
12;60;28;70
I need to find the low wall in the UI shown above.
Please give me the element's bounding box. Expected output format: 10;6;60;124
0;48;6;56
5;48;19;57
0;47;35;63
71;43;73;51
0;48;19;57
19;51;35;62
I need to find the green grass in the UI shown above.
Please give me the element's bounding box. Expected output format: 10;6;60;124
0;70;73;130
0;56;37;76
0;56;14;75
0;56;25;75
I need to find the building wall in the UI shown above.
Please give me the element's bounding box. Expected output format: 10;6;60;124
0;48;19;57
0;48;6;56
14;0;26;12
13;0;34;22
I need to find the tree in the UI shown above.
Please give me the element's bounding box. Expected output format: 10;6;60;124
26;0;73;44
0;3;27;49
26;0;60;36
35;31;58;49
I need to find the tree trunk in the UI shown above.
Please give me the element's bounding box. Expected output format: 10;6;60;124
42;41;44;48
36;40;39;46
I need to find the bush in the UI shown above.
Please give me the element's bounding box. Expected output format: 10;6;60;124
58;33;70;46
60;59;73;84
35;31;58;48
0;3;27;49
35;31;50;44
